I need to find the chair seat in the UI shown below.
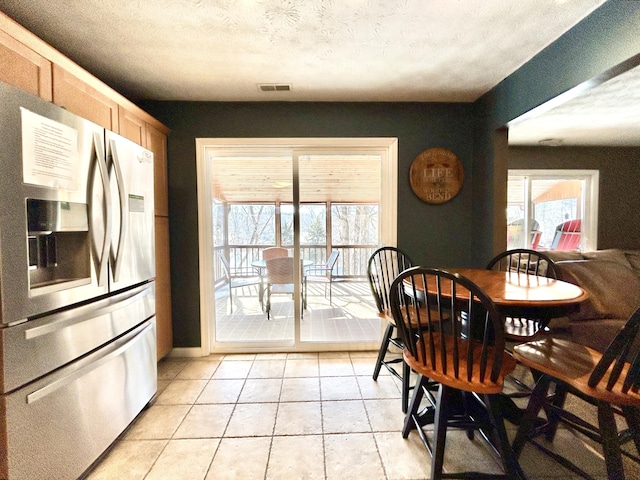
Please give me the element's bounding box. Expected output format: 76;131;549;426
513;310;640;479
230;276;262;289
514;338;640;406
305;274;330;283
504;317;549;342
270;283;295;295
404;333;517;395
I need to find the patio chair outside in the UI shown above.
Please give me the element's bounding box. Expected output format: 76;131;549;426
305;250;340;304
551;218;581;251
262;247;288;260
217;251;262;313
264;256;306;320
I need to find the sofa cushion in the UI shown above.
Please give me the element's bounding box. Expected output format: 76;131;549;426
624;251;640;275
544;250;584;263
582;249;633;269
567;318;629;353
555;260;640;322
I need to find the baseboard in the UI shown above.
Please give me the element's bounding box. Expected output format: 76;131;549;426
167;347;206;358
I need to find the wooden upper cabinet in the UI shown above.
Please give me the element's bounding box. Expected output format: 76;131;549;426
146;123;169;216
118;105;147;146
52;64;118;130
0;29;52;100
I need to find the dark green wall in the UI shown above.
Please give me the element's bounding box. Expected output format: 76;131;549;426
142;101;477;347
471;0;640;263
509;146;640;250
142;0;640;349
478;0;640;129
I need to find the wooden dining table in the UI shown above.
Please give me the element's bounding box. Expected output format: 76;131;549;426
409;267;589;323
403;267;589;427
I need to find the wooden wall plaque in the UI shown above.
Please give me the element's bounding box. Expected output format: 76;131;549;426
409;148;464;204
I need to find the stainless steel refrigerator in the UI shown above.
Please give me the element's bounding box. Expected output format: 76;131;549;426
0;81;157;480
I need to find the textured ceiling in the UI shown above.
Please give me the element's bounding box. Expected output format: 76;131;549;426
3;0;638;146
509;63;640;146
1;0;605;102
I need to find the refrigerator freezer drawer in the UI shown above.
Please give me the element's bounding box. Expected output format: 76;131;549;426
0;282;155;393
1;319;157;480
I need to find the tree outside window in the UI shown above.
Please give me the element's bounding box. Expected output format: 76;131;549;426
227;204;275;245
332;204;378;245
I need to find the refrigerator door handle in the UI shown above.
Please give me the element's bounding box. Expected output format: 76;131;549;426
23;282;152;340
109;138;127;283
94;132;112;287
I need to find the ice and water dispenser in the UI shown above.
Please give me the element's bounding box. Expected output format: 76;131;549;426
27;199;91;293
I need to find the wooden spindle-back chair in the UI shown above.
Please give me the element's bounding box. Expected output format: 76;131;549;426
391;267;526;480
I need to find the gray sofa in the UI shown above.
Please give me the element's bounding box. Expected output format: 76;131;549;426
544;249;640;352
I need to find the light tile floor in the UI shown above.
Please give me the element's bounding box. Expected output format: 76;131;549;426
85;352;638;480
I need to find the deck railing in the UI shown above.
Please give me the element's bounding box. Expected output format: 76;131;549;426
214;245;377;284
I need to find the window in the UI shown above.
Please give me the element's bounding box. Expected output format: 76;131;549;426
332;204;379;245
227;203;275;245
507;170;599;252
281;203;326;246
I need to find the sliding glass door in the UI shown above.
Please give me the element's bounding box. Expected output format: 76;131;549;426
298;153;381;343
212;152;296;345
195;138;397;353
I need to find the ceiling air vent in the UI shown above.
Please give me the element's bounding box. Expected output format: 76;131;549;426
258;84;291;92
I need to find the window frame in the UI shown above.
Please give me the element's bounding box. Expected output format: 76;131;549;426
507;169;599;252
195;137;398;355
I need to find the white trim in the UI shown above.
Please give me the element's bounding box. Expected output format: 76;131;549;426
195;138;214;356
195;137;398;355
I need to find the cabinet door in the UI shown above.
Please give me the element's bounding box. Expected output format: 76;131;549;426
118;105;147;146
0;29;52;100
155;216;173;360
52;64;118;130
147;124;169;216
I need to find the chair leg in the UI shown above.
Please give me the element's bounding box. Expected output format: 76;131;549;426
598;401;625;479
259;281;264;311
543;381;567;442
373;322;394;380
229;284;234;314
402;374;428;438
485;394;527;480
461;391;475;440
513;374;552;457
303;279;307;318
431;384;450;480
266;288;271;320
401;360;410;413
621;405;640;455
